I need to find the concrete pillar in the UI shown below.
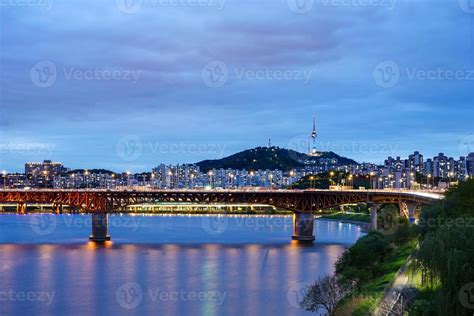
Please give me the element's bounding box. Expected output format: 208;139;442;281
292;212;315;242
53;203;63;214
16;203;27;215
89;212;110;242
369;204;379;231
407;203;416;223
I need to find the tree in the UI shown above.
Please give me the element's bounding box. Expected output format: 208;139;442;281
335;231;392;288
414;179;474;315
300;275;348;315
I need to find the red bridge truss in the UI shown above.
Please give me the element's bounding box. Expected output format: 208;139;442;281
0;189;442;213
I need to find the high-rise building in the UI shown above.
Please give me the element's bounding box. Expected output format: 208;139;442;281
25;160;66;177
467;153;474;176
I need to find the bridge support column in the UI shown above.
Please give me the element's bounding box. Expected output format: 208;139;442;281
53;203;63;214
16;203;27;215
292;212;315;242
369;204;379;231
407;203;417;224
89;212;110;242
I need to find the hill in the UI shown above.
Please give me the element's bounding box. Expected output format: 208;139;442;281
196;146;358;172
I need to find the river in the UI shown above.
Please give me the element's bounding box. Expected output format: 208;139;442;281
0;214;364;315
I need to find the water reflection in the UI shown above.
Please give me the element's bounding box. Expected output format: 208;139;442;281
0;215;363;315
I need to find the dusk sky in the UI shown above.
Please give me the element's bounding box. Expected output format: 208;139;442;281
1;0;473;172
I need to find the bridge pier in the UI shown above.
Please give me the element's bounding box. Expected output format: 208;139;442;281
53;203;63;214
89;212;110;242
292;212;315;242
16;203;27;215
407;203;417;223
369;204;379;231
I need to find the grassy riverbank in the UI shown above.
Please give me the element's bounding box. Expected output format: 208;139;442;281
318;212;370;223
332;238;417;315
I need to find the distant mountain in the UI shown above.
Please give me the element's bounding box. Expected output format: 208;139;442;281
196;146;358;172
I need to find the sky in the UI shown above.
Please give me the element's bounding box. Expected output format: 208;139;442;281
1;0;473;173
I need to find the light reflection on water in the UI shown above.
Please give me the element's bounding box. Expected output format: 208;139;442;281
0;214;364;315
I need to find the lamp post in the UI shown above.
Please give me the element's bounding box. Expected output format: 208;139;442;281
369;172;374;190
126;171;131;189
208;170;213;189
249;171;255;187
84;170;90;189
427;174;432;189
190;173;194;189
42;170;49;189
229;173;234;189
1;170;6;189
168;171;173;189
70;173;75;189
289;170;295;189
329;171;335;186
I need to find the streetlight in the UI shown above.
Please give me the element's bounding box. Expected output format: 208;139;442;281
190;173;195;189
249;171;255;187
168;170;173;189
229;173;234;189
427;174;432;189
410;172;415;190
70;173;75;189
348;174;353;188
289;170;295;189
309;175;314;189
369;172;375;189
207;170;213;189
329;171;335;185
1;170;6;189
42;170;49;188
126;171;131;189
84;170;90;189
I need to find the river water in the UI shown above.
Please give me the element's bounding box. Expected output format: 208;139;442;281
0;214;364;315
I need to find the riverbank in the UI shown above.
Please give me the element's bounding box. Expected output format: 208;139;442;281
333;238;417;315
316;212;370;229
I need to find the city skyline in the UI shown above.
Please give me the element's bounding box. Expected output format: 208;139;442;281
1;0;474;172
2;140;474;173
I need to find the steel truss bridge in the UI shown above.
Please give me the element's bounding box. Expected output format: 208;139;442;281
0;189;443;242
